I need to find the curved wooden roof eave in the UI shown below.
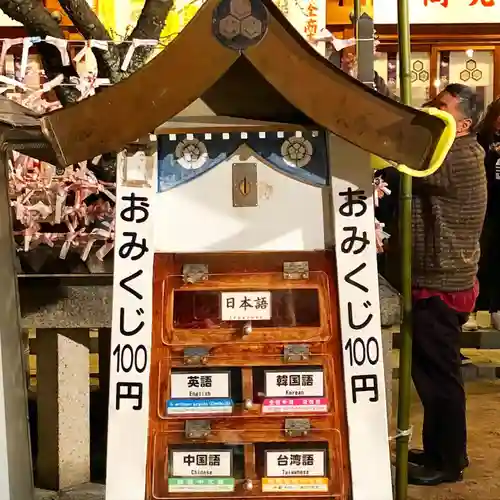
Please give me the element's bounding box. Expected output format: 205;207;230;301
39;0;446;169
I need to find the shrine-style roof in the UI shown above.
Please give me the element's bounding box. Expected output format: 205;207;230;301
40;0;446;169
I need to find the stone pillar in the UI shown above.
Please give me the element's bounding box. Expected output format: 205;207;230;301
36;329;90;491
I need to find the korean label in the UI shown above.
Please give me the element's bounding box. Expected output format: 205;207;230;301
262;397;328;413
170;371;230;399
168;478;235;493
330;140;392;500
220;291;271;321
105;148;156;500
262;477;328;492
265;450;326;477
264;369;324;398
171;450;232;477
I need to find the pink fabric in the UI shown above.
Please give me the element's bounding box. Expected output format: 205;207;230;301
412;279;479;314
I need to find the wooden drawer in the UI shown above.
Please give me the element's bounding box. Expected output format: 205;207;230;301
158;272;334;346
150;433;347;499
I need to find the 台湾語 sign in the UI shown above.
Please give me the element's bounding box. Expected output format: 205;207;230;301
330;139;392;500
264;369;324;398
265;450;326;477
105;148;156;500
170;371;231;399
220;291;271;321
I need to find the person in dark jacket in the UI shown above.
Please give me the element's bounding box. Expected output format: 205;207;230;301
471;99;500;329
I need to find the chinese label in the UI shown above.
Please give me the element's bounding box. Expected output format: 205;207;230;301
262;397;328;413
170;371;230;399
262;477;328;492
171;450;232;477
265;450;326;477
105;149;156;500
220;291;271;321
331;145;392;499
168;478;235;493
264;369;324;398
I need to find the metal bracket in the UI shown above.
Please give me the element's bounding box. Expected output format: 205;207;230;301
283;344;310;363
183;347;210;365
185;420;211;439
284;418;311;438
182;264;208;284
283;261;309;280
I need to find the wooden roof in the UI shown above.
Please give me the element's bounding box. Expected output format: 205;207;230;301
40;0;446;169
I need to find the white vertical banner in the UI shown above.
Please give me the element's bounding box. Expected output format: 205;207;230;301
106;143;156;500
329;136;392;500
274;0;326;56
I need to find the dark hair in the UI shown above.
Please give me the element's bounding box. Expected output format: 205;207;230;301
476;97;500;145
443;83;481;129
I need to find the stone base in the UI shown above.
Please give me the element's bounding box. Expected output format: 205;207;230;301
36;484;104;500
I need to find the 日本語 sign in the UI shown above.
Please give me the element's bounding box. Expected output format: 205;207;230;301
374;0;499;24
170;371;230;399
330;139;392;500
265;450;326;477
220;291;271;321
105;149;156;500
264;369;324;398
171;450;232;477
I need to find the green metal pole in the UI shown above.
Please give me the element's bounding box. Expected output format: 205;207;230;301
395;0;413;497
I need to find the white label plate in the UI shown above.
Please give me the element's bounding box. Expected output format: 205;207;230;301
171;450;232;477
170;371;230;399
264;369;324;397
220;291;271;321
265;450;326;477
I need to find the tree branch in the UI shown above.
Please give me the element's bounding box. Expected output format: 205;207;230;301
124;0;173;73
0;0;80;104
57;0;123;83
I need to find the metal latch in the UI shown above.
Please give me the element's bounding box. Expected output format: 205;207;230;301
182;264;208;284
185;420;211;439
183;347;209;365
283;344;310;363
283;261;309;280
285;418;311;438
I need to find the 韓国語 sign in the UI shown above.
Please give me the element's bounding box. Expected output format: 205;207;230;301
265;450;326;477
105;148;156;500
171;450;232;477
220;291;271;321
264;369;324;398
170;371;230;399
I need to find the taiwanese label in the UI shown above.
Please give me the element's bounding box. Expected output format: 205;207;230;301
264;369;324;398
265;450;326;477
170;450;232;477
170;371;230;399
220;291;271;321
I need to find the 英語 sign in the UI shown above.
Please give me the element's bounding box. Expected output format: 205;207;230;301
170;371;230;399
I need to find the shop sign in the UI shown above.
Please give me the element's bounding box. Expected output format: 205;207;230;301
220;291;271;321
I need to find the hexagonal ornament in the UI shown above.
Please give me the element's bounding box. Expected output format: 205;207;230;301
240;16;262;39
465;59;477;71
459;70;471;82
230;0;252;20
471;69;483;81
411;71;417;83
413;60;424;72
419;70;429;82
219;15;241;39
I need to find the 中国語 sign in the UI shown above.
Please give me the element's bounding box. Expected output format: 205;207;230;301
374;0;499;23
221;291;271;321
